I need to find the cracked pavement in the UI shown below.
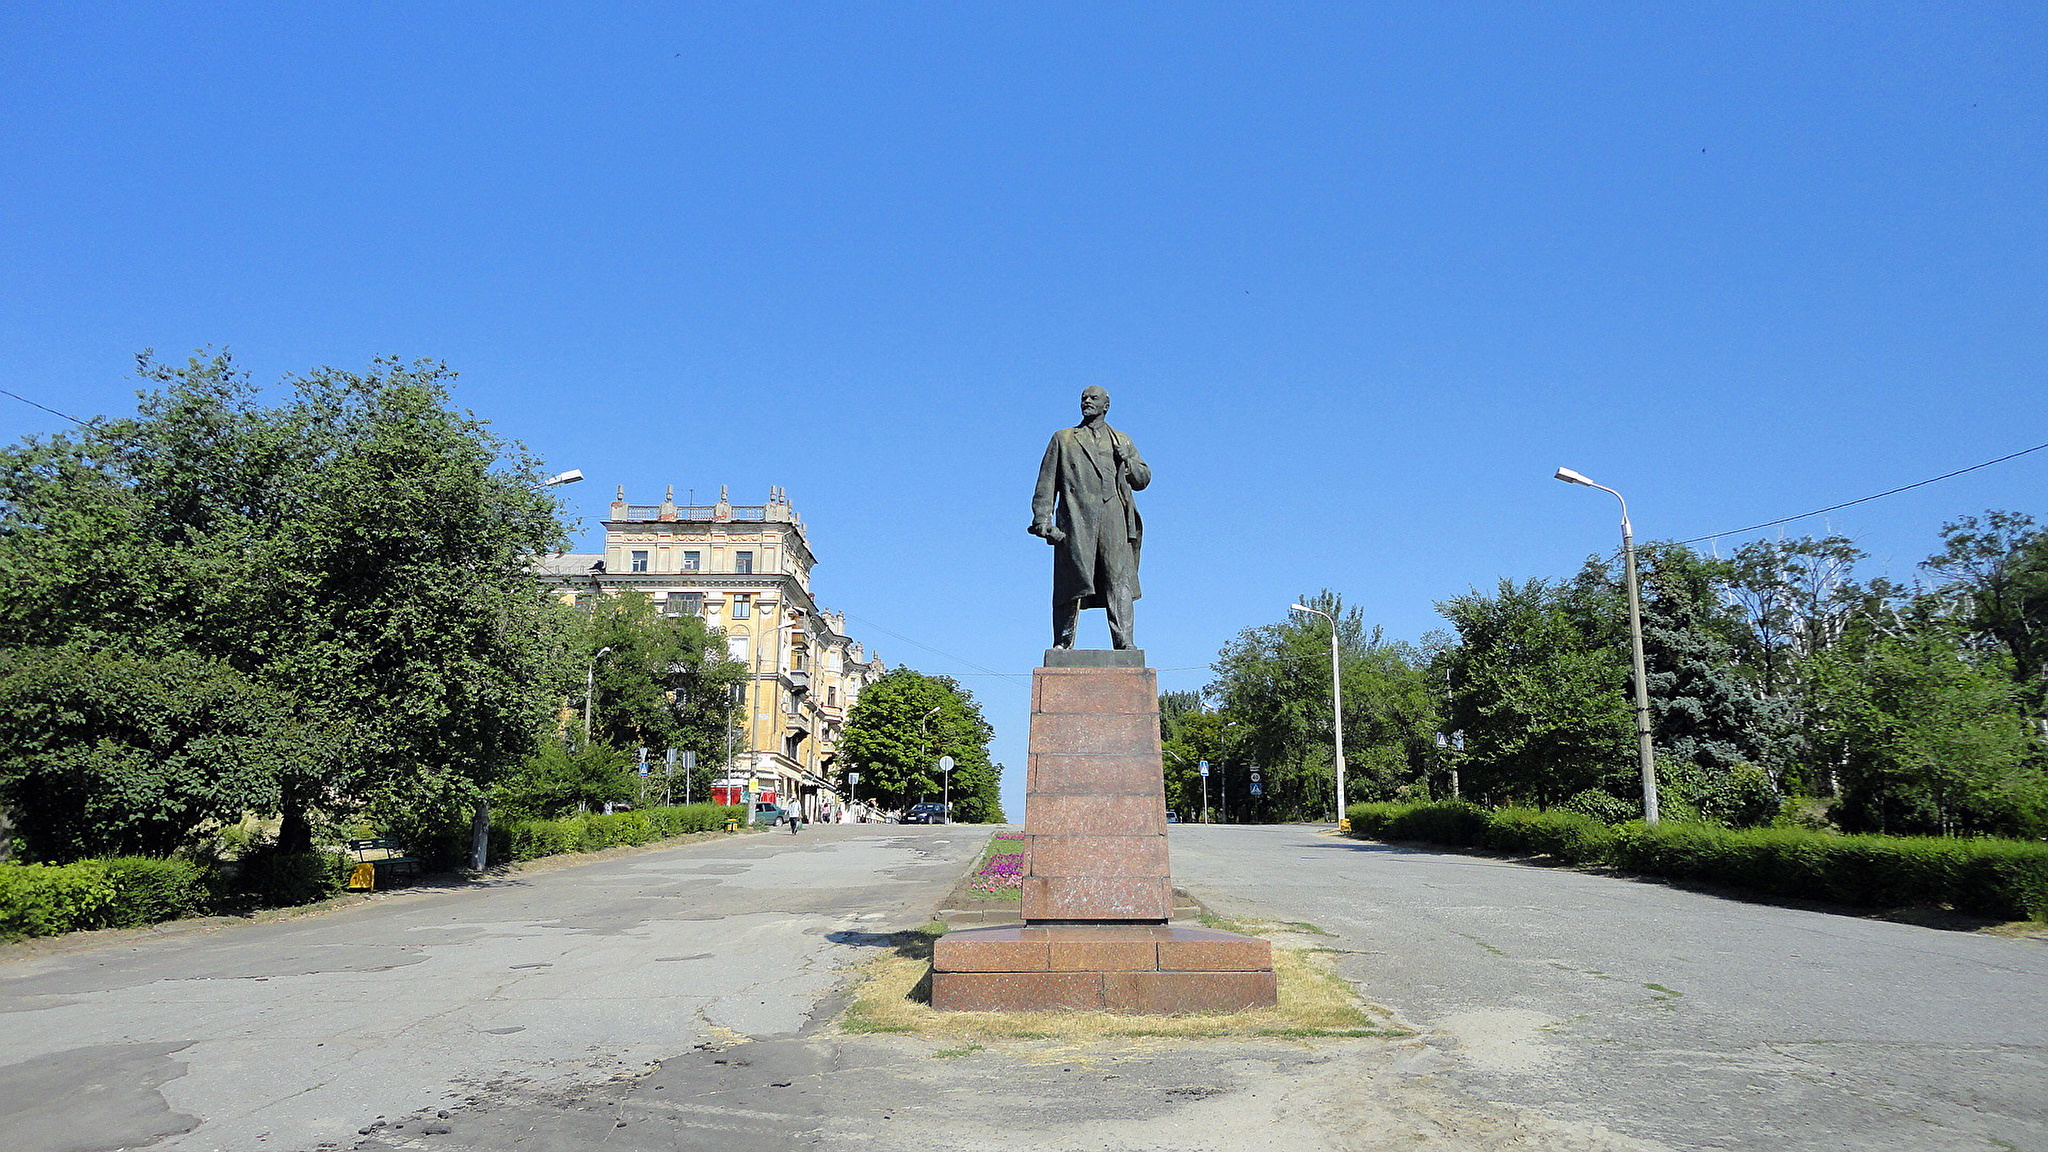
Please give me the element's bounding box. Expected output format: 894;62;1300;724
0;824;976;1152
1172;825;2048;1152
7;823;2044;1152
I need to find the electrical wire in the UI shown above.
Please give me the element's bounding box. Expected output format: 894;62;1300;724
1678;438;2048;546
0;388;96;430
837;612;1032;684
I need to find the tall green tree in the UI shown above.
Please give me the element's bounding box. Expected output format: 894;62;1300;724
1633;544;1786;821
0;351;570;859
1924;510;2048;709
574;591;746;796
1436;575;1635;811
491;740;638;821
1207;591;1438;819
0;646;329;860
1811;626;2045;837
837;669;1005;821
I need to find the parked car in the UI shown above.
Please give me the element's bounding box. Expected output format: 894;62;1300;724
1165;810;1180;824
751;802;786;825
899;802;949;825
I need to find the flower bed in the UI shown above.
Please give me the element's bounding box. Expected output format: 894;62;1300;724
966;836;1026;899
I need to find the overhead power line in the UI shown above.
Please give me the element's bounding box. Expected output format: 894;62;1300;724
1680;438;2048;546
838;612;1031;684
0;388;96;430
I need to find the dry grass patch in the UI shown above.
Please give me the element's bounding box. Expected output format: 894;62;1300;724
839;920;1406;1043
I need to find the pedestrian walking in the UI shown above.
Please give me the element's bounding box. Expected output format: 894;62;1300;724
787;807;803;833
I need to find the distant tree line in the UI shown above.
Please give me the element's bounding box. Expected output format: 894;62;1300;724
1178;514;2048;838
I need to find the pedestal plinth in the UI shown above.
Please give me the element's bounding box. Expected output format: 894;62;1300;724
1021;650;1172;922
930;651;1277;1014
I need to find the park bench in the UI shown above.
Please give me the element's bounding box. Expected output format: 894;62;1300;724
343;837;421;890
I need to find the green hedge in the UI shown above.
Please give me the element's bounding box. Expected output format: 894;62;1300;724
491;803;745;865
0;856;209;940
0;804;749;941
1347;801;2048;922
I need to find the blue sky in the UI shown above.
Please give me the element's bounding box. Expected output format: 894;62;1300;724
5;3;2044;820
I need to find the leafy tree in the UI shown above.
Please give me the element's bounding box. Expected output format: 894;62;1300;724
1436;577;1635;809
837;669;1005;821
0;646;331;860
491;740;638;820
1634;543;1786;808
0;351;570;859
1811;629;2045;837
1727;535;1866;700
1159;705;1225;820
574;591;746;792
1207;591;1438;819
1924;510;2048;708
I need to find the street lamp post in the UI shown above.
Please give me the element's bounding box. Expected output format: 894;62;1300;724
914;703;943;816
1289;604;1347;828
583;645;613;745
467;465;585;873
939;755;955;822
1554;467;1660;824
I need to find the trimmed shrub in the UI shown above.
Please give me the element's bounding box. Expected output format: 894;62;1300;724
1348;801;1488;846
492;804;744;865
1346;801;2048;922
0;855;210;939
0;860;116;939
99;857;208;927
1484;807;1612;864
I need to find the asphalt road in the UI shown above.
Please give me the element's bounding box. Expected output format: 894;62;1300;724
6;823;2043;1152
0;824;982;1152
1170;824;2048;1152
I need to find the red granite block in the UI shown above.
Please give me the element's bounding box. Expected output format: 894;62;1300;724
1022;793;1163;837
1026;753;1169;795
1048;939;1158;971
1156;929;1273;972
933;931;1050;973
1033;667;1159;715
930;971;1105;1012
1029;834;1169;878
1100;970;1279;1014
1028;712;1161;757
1033;925;1172;942
1022;875;1172;921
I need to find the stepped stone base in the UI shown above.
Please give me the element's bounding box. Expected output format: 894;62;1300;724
930;656;1277;1015
930;924;1277;1014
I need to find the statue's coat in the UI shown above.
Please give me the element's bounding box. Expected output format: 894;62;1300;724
1032;422;1150;609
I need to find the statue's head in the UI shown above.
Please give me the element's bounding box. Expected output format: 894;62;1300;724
1079;386;1110;418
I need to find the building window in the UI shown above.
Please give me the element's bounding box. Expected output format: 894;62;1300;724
682;550;701;571
827;686;838;707
734;550;753;575
665;593;703;616
731;594;751;619
727;635;749;662
630;550;649;573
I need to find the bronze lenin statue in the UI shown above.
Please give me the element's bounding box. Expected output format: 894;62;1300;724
1029;386;1150;650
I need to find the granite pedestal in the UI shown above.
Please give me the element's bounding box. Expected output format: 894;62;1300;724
930;651;1277;1014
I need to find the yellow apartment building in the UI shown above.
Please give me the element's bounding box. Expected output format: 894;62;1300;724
537;485;886;821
